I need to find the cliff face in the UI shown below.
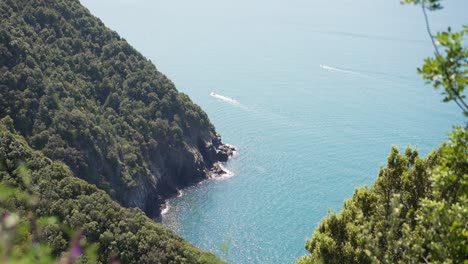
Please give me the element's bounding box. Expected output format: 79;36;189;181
0;0;231;217
128;136;233;218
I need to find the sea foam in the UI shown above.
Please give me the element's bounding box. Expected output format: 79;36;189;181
212;163;235;180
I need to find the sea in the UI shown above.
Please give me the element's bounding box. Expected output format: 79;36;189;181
80;0;467;263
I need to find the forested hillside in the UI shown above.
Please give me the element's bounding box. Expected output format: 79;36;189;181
0;0;231;217
0;117;223;263
297;128;467;263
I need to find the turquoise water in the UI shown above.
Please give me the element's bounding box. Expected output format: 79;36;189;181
81;1;466;263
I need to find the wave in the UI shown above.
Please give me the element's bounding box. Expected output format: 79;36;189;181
210;92;240;106
160;190;183;216
161;201;171;215
211;163;235;180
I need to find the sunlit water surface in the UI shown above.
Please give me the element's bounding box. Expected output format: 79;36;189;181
81;0;466;263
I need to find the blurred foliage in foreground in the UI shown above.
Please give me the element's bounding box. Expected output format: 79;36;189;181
0;184;98;264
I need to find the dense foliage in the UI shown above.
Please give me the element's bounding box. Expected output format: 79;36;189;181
0;117;224;264
297;128;467;264
0;0;221;215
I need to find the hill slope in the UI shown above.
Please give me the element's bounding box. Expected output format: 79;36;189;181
0;117;224;263
0;0;231;217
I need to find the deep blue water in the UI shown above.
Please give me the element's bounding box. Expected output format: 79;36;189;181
81;1;466;263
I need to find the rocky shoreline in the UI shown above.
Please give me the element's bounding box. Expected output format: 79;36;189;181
209;144;236;176
214;143;237;162
155;136;236;220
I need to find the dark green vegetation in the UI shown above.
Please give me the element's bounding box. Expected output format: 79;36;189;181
299;1;467;263
0;0;227;218
0;118;223;263
297;129;467;263
0;0;230;262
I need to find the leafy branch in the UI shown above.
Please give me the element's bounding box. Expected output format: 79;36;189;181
403;0;468;116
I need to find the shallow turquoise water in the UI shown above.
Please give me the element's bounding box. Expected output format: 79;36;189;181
81;1;466;263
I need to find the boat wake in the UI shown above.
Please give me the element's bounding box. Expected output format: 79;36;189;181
210;92;240;106
319;64;416;86
319;64;366;77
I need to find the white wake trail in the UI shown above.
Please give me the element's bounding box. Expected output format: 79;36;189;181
319;64;414;87
319;64;366;76
210;92;240;106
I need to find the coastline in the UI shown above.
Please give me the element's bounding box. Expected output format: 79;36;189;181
156;142;237;220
